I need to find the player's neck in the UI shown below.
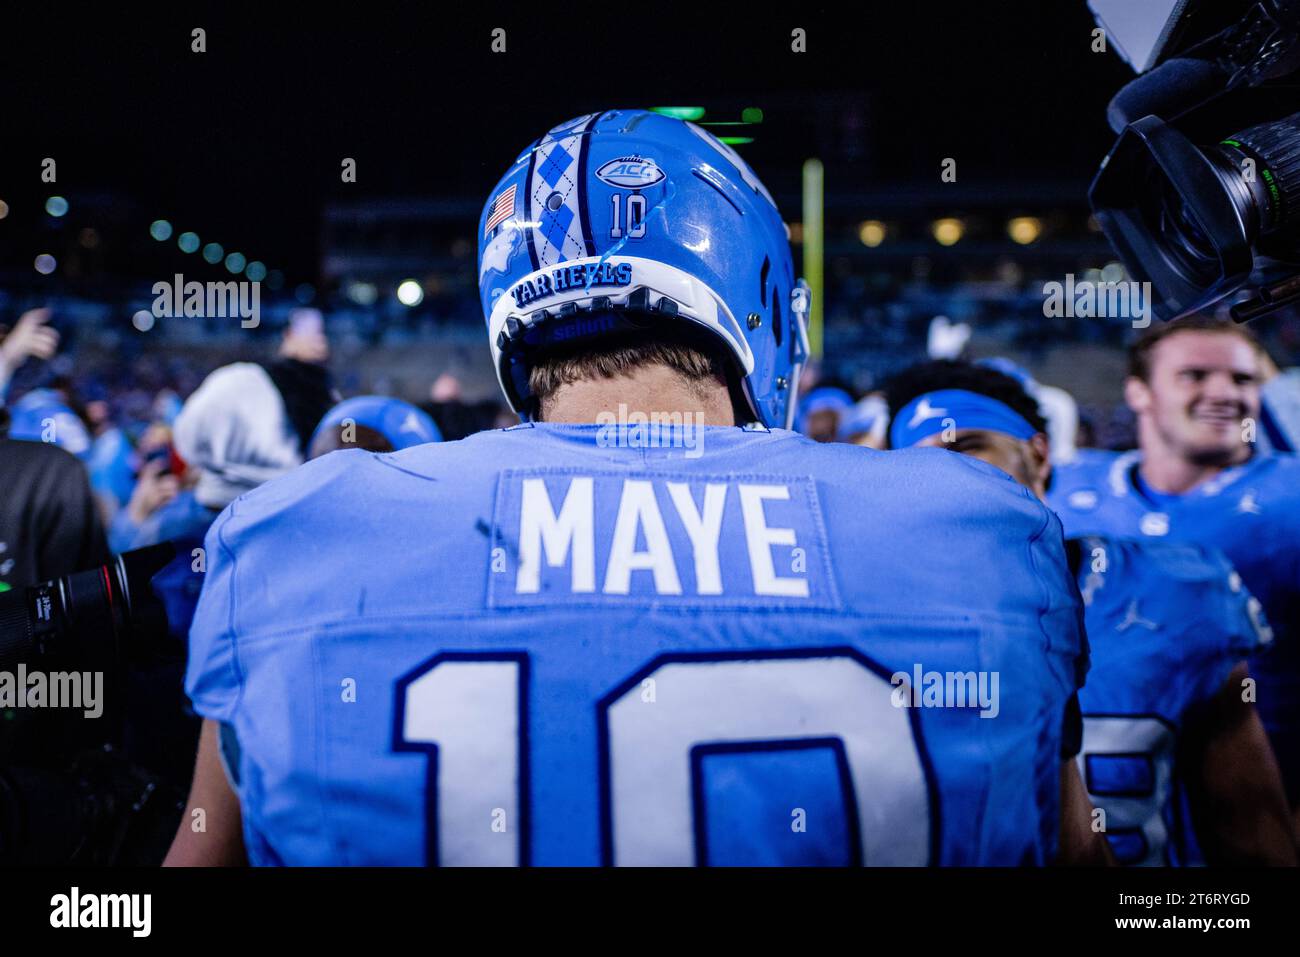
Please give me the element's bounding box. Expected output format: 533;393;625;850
1136;456;1221;496
1137;440;1249;495
541;365;736;426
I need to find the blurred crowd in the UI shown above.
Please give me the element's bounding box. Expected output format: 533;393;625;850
0;307;515;565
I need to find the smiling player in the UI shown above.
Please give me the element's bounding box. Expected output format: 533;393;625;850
1049;318;1300;833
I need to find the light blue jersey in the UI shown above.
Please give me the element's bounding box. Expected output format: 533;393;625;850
1069;536;1271;865
187;424;1085;865
1050;450;1300;800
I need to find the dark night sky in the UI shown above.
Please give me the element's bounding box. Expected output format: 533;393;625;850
1;3;1135;279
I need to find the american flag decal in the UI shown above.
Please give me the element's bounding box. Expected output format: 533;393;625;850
484;184;517;236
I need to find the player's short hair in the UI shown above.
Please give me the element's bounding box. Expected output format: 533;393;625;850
308;422;395;458
526;320;736;420
882;359;1049;440
1127;315;1264;382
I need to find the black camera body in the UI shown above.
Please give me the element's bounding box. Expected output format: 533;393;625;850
1088;0;1300;322
0;542;177;677
0;543;192;865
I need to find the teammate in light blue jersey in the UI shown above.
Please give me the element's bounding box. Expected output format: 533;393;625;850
886;359;1295;865
167;110;1105;866
1048;317;1300;836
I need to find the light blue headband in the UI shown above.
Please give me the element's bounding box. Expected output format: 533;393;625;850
891;389;1037;449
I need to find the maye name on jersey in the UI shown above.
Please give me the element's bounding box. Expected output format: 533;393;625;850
488;468;837;607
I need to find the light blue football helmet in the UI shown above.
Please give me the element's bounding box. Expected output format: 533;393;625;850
310;395;441;456
477;109;810;428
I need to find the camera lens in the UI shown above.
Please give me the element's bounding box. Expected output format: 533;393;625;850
1135;164;1223;285
1155;176;1221;279
1213;111;1300;239
1125;111;1300;298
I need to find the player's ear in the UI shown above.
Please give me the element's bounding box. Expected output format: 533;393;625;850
1123;376;1151;415
1027;432;1051;498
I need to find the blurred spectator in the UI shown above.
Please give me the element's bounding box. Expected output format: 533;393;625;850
424;374;510;439
795;386;855;442
1;306;108;590
83;396;137;523
926;315;972;360
430;372;463;402
280;308;330;366
839;393;890;448
109;454;182;554
123;358;336;636
0;435;109;592
103;358;332;799
0;308;59;404
5;388;92;458
152;389;183;426
0;416;114;824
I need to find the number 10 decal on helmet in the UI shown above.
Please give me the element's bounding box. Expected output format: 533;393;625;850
477;109;811;429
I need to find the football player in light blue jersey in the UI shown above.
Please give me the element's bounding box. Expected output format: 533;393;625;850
167;110;1105;867
1048;317;1300;835
885;359;1295;865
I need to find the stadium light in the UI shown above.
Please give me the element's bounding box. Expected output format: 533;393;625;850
178;232;201;253
347;281;379;306
859;220;886;248
224;252;246;274
1007;216;1042;245
202;242;224;264
397;280;424;307
150;220;173;241
932;218;964;246
1101;261;1126;284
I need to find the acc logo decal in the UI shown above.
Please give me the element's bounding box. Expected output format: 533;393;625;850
595;156;665;189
